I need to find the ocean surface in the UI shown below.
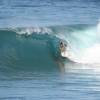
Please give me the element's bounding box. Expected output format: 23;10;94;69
0;0;100;100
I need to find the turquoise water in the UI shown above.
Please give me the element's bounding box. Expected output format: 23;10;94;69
0;0;100;100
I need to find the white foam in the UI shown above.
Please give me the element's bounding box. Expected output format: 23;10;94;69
61;21;100;64
62;43;100;64
15;27;52;35
80;44;100;64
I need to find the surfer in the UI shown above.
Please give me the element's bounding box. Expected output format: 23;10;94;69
59;41;67;53
59;41;69;58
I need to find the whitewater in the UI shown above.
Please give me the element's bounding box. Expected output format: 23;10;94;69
63;22;100;64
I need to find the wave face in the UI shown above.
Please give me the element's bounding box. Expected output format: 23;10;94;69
0;23;100;72
0;28;64;72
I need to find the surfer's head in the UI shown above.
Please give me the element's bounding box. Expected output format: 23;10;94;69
60;41;63;47
60;41;67;48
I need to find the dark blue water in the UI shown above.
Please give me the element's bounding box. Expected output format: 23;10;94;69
0;0;100;27
0;0;100;100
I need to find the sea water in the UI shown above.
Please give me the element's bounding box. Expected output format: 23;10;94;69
0;0;100;100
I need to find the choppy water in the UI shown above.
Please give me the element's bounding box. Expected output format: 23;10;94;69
0;0;100;27
0;0;100;100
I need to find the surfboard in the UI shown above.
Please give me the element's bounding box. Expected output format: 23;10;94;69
61;50;68;58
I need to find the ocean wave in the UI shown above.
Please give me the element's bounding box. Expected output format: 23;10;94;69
0;27;67;71
0;23;100;71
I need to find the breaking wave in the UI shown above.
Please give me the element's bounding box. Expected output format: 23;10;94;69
0;23;100;71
